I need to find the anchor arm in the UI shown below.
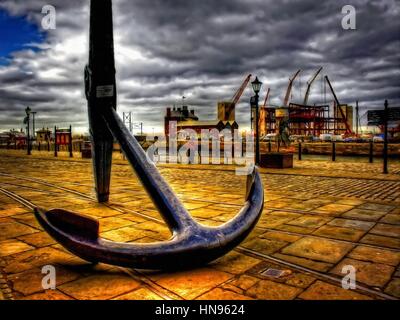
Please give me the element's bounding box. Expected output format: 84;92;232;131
34;167;263;269
101;106;196;234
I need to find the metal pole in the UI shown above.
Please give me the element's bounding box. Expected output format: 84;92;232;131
255;94;260;165
31;112;37;140
250;105;254;133
369;141;373;163
356;101;359;136
27;116;31;155
383;100;389;174
332;141;336;162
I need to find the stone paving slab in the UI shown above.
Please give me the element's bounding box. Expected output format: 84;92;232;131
0;152;399;300
330;258;395;288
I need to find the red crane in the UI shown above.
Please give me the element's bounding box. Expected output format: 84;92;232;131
304;67;322;105
259;87;270;136
283;69;301;107
231;74;252;104
262;87;270;108
324;75;353;134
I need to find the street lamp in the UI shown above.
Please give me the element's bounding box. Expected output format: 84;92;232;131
25;107;31;155
251;77;262;165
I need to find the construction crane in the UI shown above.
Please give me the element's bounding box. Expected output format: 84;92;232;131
218;74;252;122
304;67;323;105
262;87;270;109
231;74;252;104
324;75;353;134
283;69;301;107
259;88;270;137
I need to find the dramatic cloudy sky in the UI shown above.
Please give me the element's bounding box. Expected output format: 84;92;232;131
0;0;399;134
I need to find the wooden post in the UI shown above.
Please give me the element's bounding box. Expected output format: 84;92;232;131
298;142;302;161
69;125;73;158
54;126;58;157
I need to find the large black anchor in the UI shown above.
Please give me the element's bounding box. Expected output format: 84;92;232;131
34;0;264;270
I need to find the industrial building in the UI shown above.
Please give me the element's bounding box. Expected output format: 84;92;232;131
164;75;250;137
164;105;238;137
36;128;52;143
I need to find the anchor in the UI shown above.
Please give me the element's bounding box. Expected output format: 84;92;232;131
34;0;264;270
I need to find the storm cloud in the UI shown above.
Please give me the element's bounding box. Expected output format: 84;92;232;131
0;0;399;133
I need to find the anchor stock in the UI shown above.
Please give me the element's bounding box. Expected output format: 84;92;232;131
33;0;264;270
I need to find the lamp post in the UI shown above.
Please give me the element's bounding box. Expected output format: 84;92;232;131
251;77;262;165
25;107;31;155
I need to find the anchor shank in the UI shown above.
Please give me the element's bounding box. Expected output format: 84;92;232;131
101;106;196;233
85;0;116;202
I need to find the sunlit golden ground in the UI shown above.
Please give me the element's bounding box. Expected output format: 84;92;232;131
0;149;399;300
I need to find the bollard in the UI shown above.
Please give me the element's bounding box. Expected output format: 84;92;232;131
383;100;389;174
268;141;272;153
298;142;302;161
38;142;41;151
332;142;336;162
369;141;373;163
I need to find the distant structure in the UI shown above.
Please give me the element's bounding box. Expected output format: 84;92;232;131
164;105;198;136
164;105;238;137
36;128;52;143
217;102;235;121
0;129;27;148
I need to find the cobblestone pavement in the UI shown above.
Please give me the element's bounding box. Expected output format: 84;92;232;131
0;150;399;300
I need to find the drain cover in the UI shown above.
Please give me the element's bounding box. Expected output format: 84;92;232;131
261;268;288;278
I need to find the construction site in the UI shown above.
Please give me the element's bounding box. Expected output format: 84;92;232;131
258;68;356;137
163;68;387;141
